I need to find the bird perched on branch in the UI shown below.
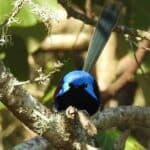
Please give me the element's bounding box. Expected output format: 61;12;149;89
54;3;121;115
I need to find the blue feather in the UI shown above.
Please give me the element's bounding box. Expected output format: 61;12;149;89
56;70;98;100
54;70;100;115
83;3;121;72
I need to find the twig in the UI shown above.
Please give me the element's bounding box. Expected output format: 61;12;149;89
102;39;150;101
128;36;145;74
116;26;150;41
15;61;63;86
0;0;25;46
85;0;93;18
0;0;25;27
58;0;96;25
25;0;67;30
58;0;150;41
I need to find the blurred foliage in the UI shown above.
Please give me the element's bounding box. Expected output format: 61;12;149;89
0;0;13;23
96;129;146;150
43;52;77;104
0;0;149;149
1;36;29;80
124;0;150;28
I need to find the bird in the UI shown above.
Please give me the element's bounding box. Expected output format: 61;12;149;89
54;3;121;115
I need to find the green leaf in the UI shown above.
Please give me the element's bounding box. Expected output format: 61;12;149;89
125;136;145;150
33;0;58;9
0;0;13;23
95;129;119;150
15;5;37;27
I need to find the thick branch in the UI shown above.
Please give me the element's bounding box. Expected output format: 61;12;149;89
0;62;86;149
93;106;150;130
13;106;150;149
40;33;90;51
13;135;100;150
12;136;51;150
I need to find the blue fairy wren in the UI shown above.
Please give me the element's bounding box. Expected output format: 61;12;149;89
54;3;121;115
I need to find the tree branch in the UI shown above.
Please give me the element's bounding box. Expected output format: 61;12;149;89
93;106;150;130
85;0;93;18
0;61;94;149
12;106;150;149
58;0;150;41
0;63;73;149
0;0;25;27
40;33;90;51
12;136;51;150
102;38;150;101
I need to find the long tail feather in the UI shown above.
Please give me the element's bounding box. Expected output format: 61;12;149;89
83;2;122;72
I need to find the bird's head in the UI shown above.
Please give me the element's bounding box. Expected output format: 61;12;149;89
56;70;99;101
